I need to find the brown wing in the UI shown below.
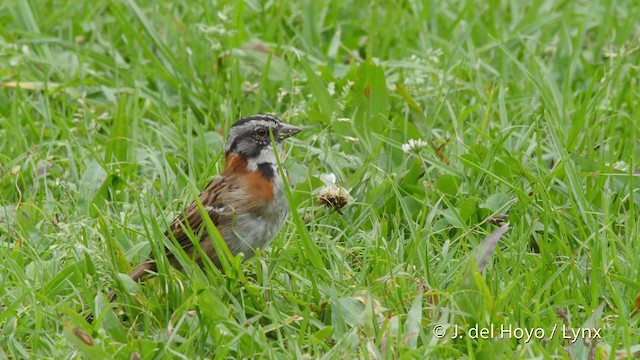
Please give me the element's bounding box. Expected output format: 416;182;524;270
165;175;236;255
128;176;235;281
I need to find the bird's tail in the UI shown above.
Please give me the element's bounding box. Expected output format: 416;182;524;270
128;261;156;282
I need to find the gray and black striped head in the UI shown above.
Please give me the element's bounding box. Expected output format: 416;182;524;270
224;114;302;161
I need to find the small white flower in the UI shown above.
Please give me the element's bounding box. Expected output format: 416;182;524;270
327;82;335;96
241;81;260;93
217;11;228;21
277;88;289;103
342;81;355;93
10;165;21;176
611;160;629;172
401;139;428;153
319;173;337;185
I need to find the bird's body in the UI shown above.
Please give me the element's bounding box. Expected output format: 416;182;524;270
126;114;302;281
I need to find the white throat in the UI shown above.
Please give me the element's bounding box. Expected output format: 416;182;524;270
246;145;281;171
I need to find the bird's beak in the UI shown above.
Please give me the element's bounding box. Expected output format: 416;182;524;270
278;124;303;140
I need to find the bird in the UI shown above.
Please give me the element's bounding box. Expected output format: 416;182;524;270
89;114;302;319
130;114;302;280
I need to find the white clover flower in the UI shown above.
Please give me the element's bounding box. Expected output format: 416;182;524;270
401;139;428;153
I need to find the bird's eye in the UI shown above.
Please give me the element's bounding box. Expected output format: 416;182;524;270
255;127;268;137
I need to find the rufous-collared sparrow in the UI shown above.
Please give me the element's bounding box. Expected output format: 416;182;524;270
127;114;302;281
84;115;302;323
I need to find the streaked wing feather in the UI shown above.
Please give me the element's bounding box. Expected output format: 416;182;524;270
165;176;234;255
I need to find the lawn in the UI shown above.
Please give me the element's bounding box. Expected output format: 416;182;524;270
1;0;639;358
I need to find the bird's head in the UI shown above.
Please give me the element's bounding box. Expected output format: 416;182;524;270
224;114;303;173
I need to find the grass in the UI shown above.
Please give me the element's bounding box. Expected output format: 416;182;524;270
1;0;639;358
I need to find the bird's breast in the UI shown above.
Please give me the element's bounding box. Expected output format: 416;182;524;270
228;164;289;253
232;210;287;252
